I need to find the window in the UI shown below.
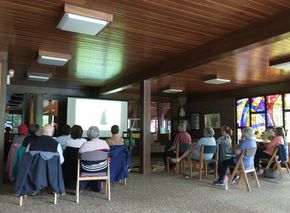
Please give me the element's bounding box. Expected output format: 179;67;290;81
236;93;288;141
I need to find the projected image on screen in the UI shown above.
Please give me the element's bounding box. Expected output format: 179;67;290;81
67;98;128;137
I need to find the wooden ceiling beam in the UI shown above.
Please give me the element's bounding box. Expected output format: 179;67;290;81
100;9;290;94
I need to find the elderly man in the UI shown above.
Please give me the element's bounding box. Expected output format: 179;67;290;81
27;124;64;164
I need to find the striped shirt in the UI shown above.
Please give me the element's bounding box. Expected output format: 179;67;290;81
79;138;110;154
172;131;192;147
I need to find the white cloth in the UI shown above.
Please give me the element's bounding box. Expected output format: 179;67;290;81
65;138;87;149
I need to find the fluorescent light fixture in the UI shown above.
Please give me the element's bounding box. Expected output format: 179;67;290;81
101;85;132;95
27;72;51;81
57;4;113;36
270;57;290;70
37;50;71;66
162;87;183;94
203;75;231;84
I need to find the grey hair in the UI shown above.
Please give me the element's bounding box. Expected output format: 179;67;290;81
243;127;255;140
203;127;215;137
87;126;100;139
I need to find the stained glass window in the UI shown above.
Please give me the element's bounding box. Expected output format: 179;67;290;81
251;96;265;112
285;112;290;133
267;94;283;127
251;113;266;133
236;98;250;127
285;94;290;110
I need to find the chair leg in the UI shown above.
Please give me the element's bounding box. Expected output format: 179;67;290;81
19;196;23;206
205;163;208;177
275;158;283;177
54;193;57;205
252;171;260;189
285;162;290;174
124;178;127;186
166;157;170;173
107;180;111;201
190;161;193;178
237;172;244;185
243;172;251;192
215;162;218;178
76;179;80;203
199;163;203;180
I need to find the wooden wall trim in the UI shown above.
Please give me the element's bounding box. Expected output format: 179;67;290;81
0;51;8;184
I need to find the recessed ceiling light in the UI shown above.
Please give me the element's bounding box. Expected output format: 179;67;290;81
57;3;113;36
203;75;231;84
37;50;71;66
27;72;51;81
162;87;184;93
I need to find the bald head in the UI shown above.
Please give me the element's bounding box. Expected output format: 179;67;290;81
42;124;54;136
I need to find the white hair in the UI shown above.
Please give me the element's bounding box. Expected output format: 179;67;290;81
243;127;255;140
87;126;100;139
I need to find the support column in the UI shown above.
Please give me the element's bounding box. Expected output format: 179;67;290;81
140;80;151;174
0;51;8;184
35;94;43;126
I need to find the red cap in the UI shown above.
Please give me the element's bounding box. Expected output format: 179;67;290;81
18;124;28;135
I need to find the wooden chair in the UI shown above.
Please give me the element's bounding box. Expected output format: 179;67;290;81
76;150;111;203
166;143;192;174
190;144;218;180
228;149;260;192
262;145;290;177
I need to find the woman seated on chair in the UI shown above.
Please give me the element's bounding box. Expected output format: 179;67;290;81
254;127;285;172
213;127;256;186
217;125;233;164
106;125;124;146
62;125;87;189
171;127;216;163
78;126;110;192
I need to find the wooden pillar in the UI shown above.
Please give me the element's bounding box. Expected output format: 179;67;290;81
140;80;151;174
35;94;43;126
0;51;8;184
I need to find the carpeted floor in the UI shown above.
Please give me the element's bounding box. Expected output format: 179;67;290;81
1;168;290;213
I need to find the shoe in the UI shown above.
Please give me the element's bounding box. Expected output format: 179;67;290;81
232;175;239;184
213;179;225;186
184;175;190;179
170;158;181;164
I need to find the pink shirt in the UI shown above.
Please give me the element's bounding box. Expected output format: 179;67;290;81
264;136;284;156
172;131;192;147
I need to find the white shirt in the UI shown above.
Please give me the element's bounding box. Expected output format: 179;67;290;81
65;138;87;149
55;135;71;148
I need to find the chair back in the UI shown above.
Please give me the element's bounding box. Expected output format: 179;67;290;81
277;144;287;163
178;143;192;153
203;145;216;154
80;150;109;176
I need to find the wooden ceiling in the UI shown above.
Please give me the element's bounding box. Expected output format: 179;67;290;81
2;0;290;96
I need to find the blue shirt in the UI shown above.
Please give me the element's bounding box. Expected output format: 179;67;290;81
235;139;257;169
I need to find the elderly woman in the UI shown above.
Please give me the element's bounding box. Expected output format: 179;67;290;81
78;126;110;192
171;127;216;163
79;126;109;153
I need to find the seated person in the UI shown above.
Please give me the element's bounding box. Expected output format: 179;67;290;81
27;124;64;164
22;123;39;147
106;125;124;146
78;126;110;192
213;127;256;186
55;124;71;150
162;122;192;169
171;127;215;163
216;125;233;163
62;125;87;189
254;127;285;172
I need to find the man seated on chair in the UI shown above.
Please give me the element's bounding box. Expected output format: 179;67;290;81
27;124;64;164
171;127;216;163
213;126;256;186
162;122;192;170
254;127;285;173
